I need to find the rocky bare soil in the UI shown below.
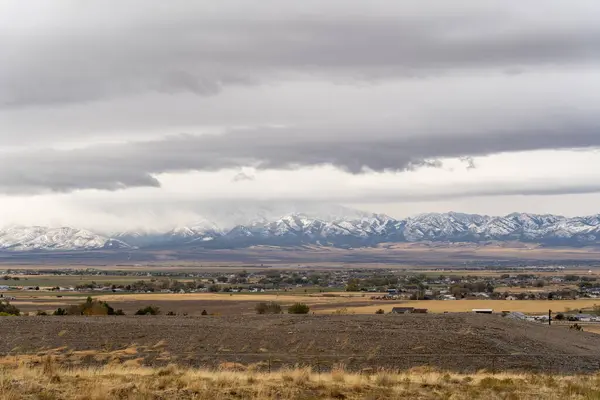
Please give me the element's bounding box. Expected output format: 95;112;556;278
1;314;599;373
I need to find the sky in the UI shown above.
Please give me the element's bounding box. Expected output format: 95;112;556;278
1;0;600;231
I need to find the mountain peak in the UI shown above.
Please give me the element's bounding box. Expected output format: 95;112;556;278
2;211;600;251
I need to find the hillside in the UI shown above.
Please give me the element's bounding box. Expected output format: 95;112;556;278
1;314;600;373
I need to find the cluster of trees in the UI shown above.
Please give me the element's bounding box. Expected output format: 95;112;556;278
2;296;210;317
564;275;593;282
205;270;321;287
553;313;582;322
255;302;282;314
76;279;206;293
49;299;171;316
449;282;494;297
255;302;310;314
53;297;125;316
135;305;160;315
253;271;331;287
346;275;430;292
1;275;20;281
0;300;20;316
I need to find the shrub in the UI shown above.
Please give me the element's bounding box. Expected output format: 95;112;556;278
53;308;67;316
166;311;177;316
255;302;282;314
288;303;310;314
36;310;48;316
65;297;119;316
554;313;565;321
201;310;208;315
135;305;161;315
333;308;353;315
375;309;385;314
0;300;20;316
570;323;583;331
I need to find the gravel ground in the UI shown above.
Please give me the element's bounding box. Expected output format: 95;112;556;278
1;314;600;373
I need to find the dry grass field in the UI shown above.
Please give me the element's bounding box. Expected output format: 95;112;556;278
2;314;600;398
2;356;600;400
4;241;600;268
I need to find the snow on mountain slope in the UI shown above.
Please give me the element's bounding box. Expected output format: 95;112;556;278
220;211;600;247
4;211;600;251
0;227;130;251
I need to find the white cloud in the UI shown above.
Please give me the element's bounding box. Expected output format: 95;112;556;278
0;149;599;230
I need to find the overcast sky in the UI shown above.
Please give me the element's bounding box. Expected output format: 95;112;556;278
1;0;600;230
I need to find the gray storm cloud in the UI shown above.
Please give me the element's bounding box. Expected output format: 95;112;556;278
1;0;600;106
1;0;600;199
2;120;600;193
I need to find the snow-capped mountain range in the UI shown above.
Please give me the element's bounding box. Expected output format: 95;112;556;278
0;227;129;251
5;211;600;251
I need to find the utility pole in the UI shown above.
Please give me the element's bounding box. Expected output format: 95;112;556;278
549;309;552;326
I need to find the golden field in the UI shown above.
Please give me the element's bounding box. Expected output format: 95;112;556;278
2;356;600;400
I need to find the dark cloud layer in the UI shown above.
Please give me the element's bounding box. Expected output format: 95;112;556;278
1;0;600;200
1;1;600;107
2;120;600;193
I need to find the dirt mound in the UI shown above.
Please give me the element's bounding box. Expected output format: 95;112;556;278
1;314;599;373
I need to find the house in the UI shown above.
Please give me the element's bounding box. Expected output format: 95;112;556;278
412;308;428;314
472;308;493;314
391;307;414;314
505;311;527;320
0;285;9;291
574;313;597;322
441;295;456;300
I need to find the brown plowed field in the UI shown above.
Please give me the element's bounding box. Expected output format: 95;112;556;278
1;314;600;373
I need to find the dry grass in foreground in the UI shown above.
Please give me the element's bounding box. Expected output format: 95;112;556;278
2;358;600;399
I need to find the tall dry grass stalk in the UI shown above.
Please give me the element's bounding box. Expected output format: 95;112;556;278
1;356;600;399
